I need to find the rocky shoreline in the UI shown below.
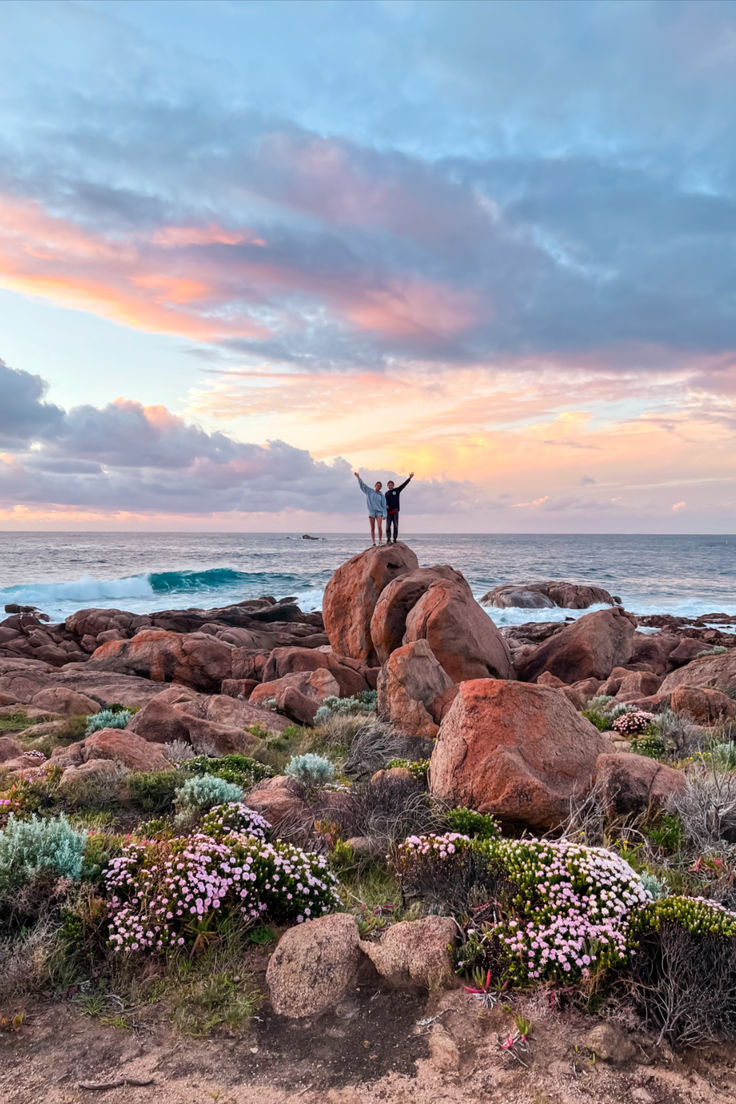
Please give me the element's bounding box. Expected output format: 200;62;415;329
1;541;735;828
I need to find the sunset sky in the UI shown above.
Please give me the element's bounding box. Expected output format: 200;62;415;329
1;0;735;532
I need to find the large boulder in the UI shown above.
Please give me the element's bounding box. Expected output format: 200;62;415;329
249;668;340;725
322;544;418;665
245;776;313;835
128;685;288;752
52;728;169;772
515;607;637;684
370;566;460;664
595;753;686;816
86;629;235;692
0;735;23;763
29;686;101;716
403;571;514;682
260;646;370;698
360;916;456;989
377;639;455;738
482;580;616;610
600;667;662;701
266;913;363;1018
429;679;613;830
669;685;736;724
660;651;736;697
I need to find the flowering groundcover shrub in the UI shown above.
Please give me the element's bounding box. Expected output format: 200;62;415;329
398;833;651;986
612;710;656;737
104;832;340;954
200;802;271;842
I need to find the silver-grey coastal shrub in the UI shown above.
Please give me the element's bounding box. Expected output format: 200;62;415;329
85;708;134;736
0;813;88;894
174;774;244;816
285;753;335;786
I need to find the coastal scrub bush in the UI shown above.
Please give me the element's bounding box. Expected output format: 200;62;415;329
84;709;133;737
394;832;480;910
104;833;340;954
627;896;736;1044
284;753;334;787
186;754;274;789
313;691;377;725
0;813;87;895
385;758;431;783
128;768;187;814
342;718;404;781
334;774;444;850
667;765;736;848
174;774;244;817
199;802;271;841
444;807;500;840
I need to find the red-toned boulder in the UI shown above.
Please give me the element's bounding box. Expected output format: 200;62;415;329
600;667;662;701
377;639;455;738
86;629;235;692
249;668;341;726
481;580;616;610
30;686;101;716
220;678;259;700
669;685;736;724
128;685;287;752
429;680;613;829
370;566;459;664
595;752;686;816
360;916;457;989
403;573;514;683
515;608;637;685
322;544;419;665
0;735;23;763
668;636;710;668
58;758;126;794
245;776;313;835
260;646;370;698
660;651;736;697
52;728;169;772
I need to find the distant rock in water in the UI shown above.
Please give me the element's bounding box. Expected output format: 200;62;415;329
481;580;619;610
301;533;321;540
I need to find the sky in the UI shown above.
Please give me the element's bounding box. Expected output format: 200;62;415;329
1;0;735;533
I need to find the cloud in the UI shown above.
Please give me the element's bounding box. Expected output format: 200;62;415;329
0;357;64;445
512;495;550;509
672;500;686;512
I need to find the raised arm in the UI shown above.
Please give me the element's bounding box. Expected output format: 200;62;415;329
354;471;369;495
396;471;414;493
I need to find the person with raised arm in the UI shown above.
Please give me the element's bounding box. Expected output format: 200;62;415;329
385;471;414;544
354;471;387;546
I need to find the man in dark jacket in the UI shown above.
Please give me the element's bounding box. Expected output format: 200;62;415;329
385;471;413;543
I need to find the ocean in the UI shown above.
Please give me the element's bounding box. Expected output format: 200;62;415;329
0;532;734;627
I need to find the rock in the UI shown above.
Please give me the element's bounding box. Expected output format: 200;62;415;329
403;571;514;682
669;685;736;724
220;678;259;700
429;679;613;830
377;639;456;738
266;913;363;1018
30;687;101;716
600;668;662;701
660;650;736;697
668;636;710;668
86;629;236;692
584;1022;638;1064
322;544;419;665
370;566;460;664
245;776;313;834
52;728;170;772
481;580;616;610
568;677;604;705
58;758;126;793
128;685;288;752
628;633;677;676
515;607;637;684
428;1024;461;1071
595;753;686;816
261;646;370;698
359;916;456;989
250;668;341;725
0;735;23;762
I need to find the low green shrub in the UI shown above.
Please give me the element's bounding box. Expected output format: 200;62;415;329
186;754;274;788
127;769;187;814
444;806;500;840
314;691;377;724
0;813;88;895
386;758;430;782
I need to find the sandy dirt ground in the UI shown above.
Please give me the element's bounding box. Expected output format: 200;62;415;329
3;985;736;1104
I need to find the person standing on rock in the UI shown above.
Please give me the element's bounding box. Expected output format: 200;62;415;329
354;471;386;546
385;472;414;543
